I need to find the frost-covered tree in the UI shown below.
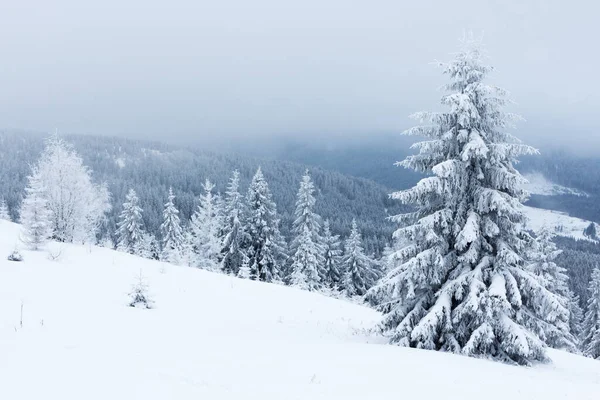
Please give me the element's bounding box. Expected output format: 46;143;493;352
34;134;110;243
272;218;289;276
366;37;548;365
135;232;159;260
321;219;343;288
20;168;53;250
160;188;183;264
128;270;154;309
289;172;324;290
0;199;11;221
117;189;144;254
568;290;584;341
238;257;252;279
220;171;248;275
525;230;577;352
582;267;600;359
187;179;222;270
342;219;378;296
289;225;322;290
245;168;282;282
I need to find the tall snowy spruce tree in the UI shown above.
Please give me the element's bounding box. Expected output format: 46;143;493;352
582;267;600;359
321;219;343;288
187;179;222;270
20;168;53;250
160;188;184;264
220;170;248;276
289;172;324;290
366;37;550;365
117;189;145;254
342;219;378;297
525;230;577;352
245;167;282;282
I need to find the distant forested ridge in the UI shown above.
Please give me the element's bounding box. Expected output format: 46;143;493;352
519;153;600;224
255;136;600;224
0;131;403;254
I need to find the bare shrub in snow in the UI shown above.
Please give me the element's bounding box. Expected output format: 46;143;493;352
47;246;66;262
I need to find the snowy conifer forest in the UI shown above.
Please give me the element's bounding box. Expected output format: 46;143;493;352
2;37;600;364
2;4;600;396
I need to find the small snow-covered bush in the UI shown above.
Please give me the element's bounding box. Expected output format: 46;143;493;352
7;249;23;262
237;262;252;279
128;271;154;309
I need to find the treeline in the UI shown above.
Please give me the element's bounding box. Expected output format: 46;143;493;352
17;135;382;296
0;130;403;255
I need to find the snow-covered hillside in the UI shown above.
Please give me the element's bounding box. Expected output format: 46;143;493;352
1;221;599;399
523;172;588;197
524;205;593;241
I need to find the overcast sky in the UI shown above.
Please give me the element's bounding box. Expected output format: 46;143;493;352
1;0;597;152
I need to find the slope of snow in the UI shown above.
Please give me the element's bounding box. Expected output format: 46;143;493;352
524;205;593;241
523;172;587;197
1;221;599;399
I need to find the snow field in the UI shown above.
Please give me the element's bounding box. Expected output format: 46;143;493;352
1;221;599;399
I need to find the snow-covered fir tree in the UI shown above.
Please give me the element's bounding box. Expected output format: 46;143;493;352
214;191;227;241
20;168;53;250
289;225;322;290
34;134;110;243
220;170;248;275
342;219;378;297
116;189;145;254
568;289;584;341
366;37;549;365
128;270;154;309
582;267;600;359
272;218;289;278
160;188;183;264
288;172;324;290
238;257;252;279
187;179;222;270
245;167;283;282
525;229;577;352
321;219;343;288
135;232;159;260
0;199;11;221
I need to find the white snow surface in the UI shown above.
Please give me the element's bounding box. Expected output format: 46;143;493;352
523;172;587;197
524;205;594;241
1;221;599;399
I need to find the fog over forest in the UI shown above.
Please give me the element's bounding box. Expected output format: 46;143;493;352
1;1;599;153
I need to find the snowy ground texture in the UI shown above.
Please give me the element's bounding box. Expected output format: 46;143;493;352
1;221;599;399
523;172;588;197
524;205;594;241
